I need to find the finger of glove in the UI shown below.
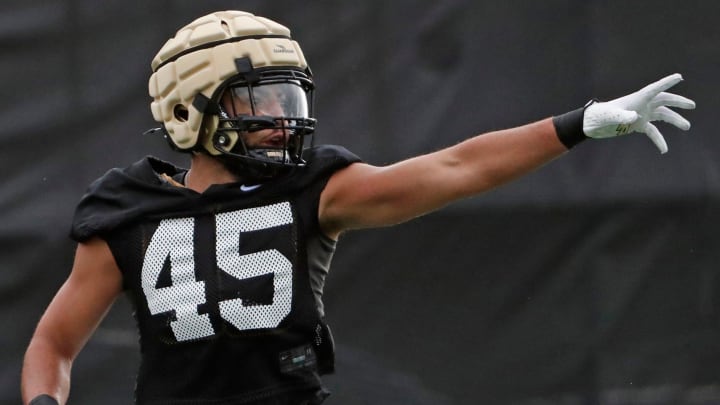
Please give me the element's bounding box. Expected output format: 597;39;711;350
642;122;669;154
650;106;691;130
634;73;684;104
649;92;696;110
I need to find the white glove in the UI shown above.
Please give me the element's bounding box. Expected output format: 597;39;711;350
583;73;696;154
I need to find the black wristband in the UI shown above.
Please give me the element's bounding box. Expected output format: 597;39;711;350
29;394;59;405
552;107;586;149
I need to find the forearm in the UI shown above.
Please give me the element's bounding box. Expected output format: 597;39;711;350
22;337;72;405
444;117;569;197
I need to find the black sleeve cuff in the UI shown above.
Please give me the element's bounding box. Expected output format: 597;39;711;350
29;394;59;405
552;107;587;149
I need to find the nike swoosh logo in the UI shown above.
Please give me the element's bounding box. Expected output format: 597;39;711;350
240;184;262;192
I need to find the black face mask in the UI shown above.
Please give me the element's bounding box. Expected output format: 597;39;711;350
208;76;315;183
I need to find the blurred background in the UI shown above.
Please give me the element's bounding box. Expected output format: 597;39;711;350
2;0;718;404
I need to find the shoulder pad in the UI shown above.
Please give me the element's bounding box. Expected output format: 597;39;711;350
302;145;362;175
274;145;362;191
70;156;188;241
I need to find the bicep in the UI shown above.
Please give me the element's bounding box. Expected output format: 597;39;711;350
319;154;462;235
33;237;123;360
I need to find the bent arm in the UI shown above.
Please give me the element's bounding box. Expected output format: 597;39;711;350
319;118;568;237
21;238;123;405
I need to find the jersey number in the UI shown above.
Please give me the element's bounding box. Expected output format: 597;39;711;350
141;203;294;342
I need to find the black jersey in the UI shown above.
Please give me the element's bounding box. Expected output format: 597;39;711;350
70;145;361;405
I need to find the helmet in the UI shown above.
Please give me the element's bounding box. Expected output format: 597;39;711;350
148;10;316;179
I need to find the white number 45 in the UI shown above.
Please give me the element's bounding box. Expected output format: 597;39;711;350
141;202;294;342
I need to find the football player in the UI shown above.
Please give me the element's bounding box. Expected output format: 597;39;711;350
21;10;695;405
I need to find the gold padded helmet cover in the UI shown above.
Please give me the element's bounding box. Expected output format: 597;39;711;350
148;10;308;154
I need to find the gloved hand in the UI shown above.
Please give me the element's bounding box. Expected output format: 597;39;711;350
582;73;696;154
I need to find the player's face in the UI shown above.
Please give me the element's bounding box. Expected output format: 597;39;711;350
220;86;289;149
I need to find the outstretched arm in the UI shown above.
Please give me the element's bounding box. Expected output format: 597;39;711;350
319;74;695;238
21;238;123;405
319;118;565;237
